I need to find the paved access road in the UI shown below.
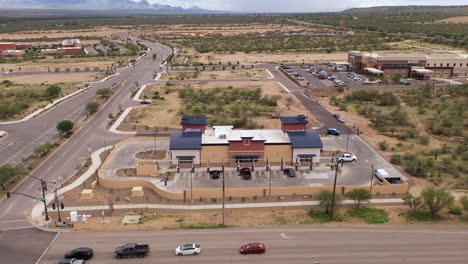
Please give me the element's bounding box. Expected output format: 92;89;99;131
39;226;468;264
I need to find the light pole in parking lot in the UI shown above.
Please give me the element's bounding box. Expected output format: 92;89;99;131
346;128;350;152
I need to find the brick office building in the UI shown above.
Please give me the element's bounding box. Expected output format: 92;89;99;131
169;115;323;167
348;51;468;79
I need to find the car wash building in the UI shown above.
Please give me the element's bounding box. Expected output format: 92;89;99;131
169;115;323;167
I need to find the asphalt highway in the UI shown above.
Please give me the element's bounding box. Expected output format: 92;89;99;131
0;36;173;224
39;226;468;264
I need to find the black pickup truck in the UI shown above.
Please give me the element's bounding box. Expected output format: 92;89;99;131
115;243;150;259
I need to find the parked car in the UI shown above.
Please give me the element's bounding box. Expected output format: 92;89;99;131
338;153;357;162
317;75;327;79
209;170;221;179
175;244;201;256
140;100;152;105
251;78;260;81
400;79;411;85
240;243;266;254
283;168;296;177
240;168;252;180
374;169;390;182
327;128;341;136
64;248;94;260
115;243;150;259
57;259;85;264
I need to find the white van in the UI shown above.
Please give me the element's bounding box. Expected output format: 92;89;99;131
374;169;390;181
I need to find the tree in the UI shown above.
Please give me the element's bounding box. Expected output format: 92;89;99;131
86;102;100;115
0;164;24;188
33;142;55;157
56;120;74;138
421;187;455;219
317;190;342;215
402;194;423;214
43;84;61;99
460;196;468;212
96;88;111;98
345;189;372;208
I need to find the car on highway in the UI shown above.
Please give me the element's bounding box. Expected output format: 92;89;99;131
115;243;150;259
209;170;221;179
240;167;252;180
338;153;357;162
140;100;152;105
57;259;86;264
252;78;260;81
175;244;201;256
240;243;266;254
64;248;94;260
327;128;341;136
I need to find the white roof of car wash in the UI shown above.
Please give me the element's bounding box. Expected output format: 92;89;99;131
203;127;290;145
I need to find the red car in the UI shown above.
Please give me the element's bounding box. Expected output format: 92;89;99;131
240;243;266;254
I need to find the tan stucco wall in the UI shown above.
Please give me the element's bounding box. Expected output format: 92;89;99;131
200;145;230;162
264;145;292;161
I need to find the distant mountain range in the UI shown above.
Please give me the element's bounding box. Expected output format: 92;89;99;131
0;0;212;13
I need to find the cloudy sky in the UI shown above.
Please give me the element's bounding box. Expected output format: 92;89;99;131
147;0;468;12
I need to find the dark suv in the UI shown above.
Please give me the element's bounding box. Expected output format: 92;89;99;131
209;170;221;179
239;168;252;180
283;168;296;177
64;248;94;260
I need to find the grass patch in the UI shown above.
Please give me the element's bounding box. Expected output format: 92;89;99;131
347;207;390;224
164;223;234;230
406;211;434;222
307;209;332;223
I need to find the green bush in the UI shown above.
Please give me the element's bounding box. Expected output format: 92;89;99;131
347;207;389;224
448;205;463;215
378;141;389;151
390;154;402;165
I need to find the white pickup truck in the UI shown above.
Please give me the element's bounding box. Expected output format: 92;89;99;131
338;153;357;162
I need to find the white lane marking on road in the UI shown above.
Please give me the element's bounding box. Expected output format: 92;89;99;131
275;81;291;93
0;226;33;231
280;233;291;239
0;219;28;223
35;231;61;264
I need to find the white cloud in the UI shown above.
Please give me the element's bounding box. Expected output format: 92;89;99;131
145;0;468;12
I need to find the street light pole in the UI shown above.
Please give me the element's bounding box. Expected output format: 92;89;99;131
369;164;375;195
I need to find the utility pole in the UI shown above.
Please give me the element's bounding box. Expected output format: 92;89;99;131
53;181;62;222
269;169;272;198
41;180;50;221
369;164;375;195
190;171;193;203
329;160;340;221
222;160;225;225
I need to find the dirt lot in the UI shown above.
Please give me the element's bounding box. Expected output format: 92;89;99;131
181;49;350;65
146;23;310;37
0;26;128;40
0;72;104;84
64;206;468;231
385;40;465;52
163;69;269;80
121;81;317;130
435;16;468;24
0;56;133;72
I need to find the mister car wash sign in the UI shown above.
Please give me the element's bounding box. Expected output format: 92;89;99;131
185;128;202;133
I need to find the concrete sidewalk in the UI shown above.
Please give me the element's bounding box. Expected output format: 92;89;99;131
49;198;403;212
